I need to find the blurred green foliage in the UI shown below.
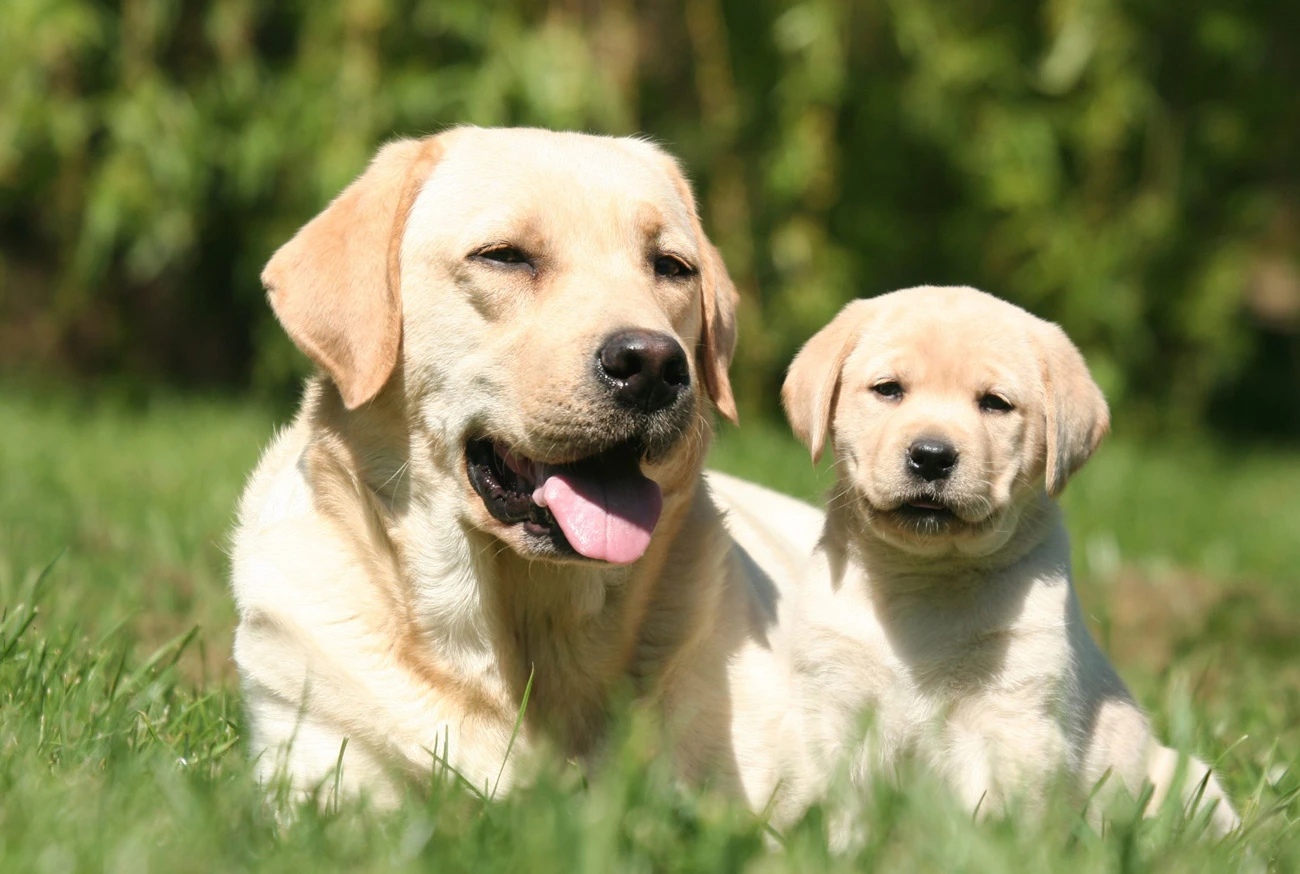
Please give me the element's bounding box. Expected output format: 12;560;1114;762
2;0;1297;433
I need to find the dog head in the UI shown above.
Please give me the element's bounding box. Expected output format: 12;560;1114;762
262;127;739;566
783;286;1108;559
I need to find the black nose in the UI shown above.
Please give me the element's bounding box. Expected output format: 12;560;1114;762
597;330;690;413
907;438;958;481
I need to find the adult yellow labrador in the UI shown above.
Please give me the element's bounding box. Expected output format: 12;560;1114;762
780;286;1239;836
230;127;822;806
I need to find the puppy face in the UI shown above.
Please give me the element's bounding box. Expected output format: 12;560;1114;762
783;286;1108;559
263;127;739;566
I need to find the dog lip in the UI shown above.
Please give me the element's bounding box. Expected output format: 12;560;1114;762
893;503;958;520
470;436;648;477
874;493;969;530
485;436;645;471
465;437;557;527
876;492;1003;534
464;435;654;560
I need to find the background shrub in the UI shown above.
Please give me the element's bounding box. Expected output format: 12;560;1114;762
2;0;1296;435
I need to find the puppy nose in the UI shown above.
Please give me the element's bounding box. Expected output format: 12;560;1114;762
598;330;690;413
907;439;958;481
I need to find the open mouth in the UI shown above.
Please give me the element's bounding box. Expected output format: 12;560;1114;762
465;438;663;565
890;498;961;532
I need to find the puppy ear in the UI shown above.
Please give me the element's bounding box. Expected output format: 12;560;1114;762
262;136;443;409
782;300;875;464
698;240;740;425
1036;322;1110;496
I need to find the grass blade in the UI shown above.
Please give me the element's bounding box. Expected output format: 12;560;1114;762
491;663;534;800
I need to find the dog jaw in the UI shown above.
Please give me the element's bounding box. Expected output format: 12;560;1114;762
838;483;1034;563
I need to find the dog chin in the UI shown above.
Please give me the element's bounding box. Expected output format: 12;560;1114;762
857;492;1012;558
474;505;594;565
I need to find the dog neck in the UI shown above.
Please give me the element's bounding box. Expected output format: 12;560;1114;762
822;491;1066;614
820;495;1073;678
301;377;725;756
831;488;1058;574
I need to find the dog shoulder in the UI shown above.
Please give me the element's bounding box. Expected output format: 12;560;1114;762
235;419;314;535
230;400;406;634
704;470;825;597
229;416;327;610
705;470;824;541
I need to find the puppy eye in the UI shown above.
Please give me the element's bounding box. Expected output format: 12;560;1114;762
653;254;695;279
872;381;903;400
473;245;532;267
979;393;1014;413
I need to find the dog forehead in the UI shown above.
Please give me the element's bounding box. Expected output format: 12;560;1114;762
408;128;696;243
845;294;1040;386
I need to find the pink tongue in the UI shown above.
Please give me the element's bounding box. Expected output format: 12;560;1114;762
539;470;663;564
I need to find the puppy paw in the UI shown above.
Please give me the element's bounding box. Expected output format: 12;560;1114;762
1147;745;1240;837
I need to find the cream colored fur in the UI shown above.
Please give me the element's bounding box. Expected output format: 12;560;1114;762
231;127;821;810
780;285;1239;837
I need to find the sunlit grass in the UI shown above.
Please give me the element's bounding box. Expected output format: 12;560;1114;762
1;389;1297;869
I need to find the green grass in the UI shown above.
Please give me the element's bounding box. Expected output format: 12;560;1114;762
2;389;1298;870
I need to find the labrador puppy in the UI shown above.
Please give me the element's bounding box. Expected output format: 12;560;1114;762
780;286;1239;835
231;127;824;807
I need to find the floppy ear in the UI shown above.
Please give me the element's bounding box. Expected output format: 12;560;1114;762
1036;322;1110;496
262;136;443;409
781;300;875;464
652;152;740;425
698;240;740;425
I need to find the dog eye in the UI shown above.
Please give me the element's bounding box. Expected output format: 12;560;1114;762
653;255;695;278
979;393;1014;412
871;381;903;400
474;245;531;267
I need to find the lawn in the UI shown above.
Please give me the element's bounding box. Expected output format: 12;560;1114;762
1;387;1297;871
